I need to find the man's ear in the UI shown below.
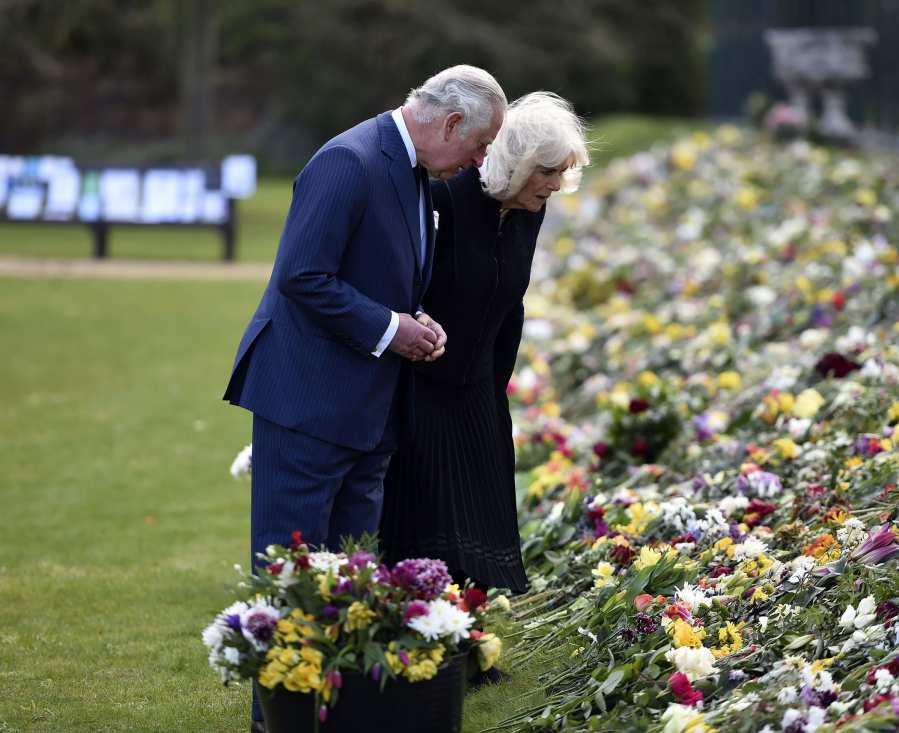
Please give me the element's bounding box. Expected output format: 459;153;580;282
442;112;464;141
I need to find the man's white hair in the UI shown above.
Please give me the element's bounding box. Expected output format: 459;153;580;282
480;92;589;200
406;65;506;136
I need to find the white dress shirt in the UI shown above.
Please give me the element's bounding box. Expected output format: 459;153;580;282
371;108;427;357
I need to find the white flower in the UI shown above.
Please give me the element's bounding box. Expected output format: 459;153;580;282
307;551;347;574
758;616;769;634
718;495;749;517
665;645;717;681
732;537;768;561
874;668;895;692
860;359;882;380
659;497;697;533
777;686;797;704
523;319;553;341
661;703;706;733
223;647;241;664
787;418;812;440
230;444;252;478
675;583;711;611
798;329;828;351
407;599;473;644
839;595;877;630
785;555;817;584
805;706;826;731
781;708;802;730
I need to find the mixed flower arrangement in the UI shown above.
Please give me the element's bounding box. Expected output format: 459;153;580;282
497;127;899;731
202;533;501;723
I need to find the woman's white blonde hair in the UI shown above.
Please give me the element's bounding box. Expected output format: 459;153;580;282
480;91;589;200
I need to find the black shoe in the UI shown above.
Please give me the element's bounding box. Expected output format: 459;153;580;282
250;721;266;733
468;665;512;690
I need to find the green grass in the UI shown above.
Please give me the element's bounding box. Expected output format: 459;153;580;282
0;277;561;732
0;115;705;264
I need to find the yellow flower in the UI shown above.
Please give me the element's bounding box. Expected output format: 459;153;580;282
553;237;575;256
638;370;660;387
671;141;698;170
670;618;706;648
773;438;800;460
345;601;376;632
718;371;742;390
712;622;744;658
476;634;502;671
258;660;287;689
541;401;561;418
855;188;877;207
634;546;661;571
705;322;732;346
792;388;825;419
734;187;759;210
887;402;899;424
283;662;323;693
317;574;332;600
592;561;616;588
749;588;769;604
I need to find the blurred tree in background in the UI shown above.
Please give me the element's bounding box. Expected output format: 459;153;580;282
0;0;708;173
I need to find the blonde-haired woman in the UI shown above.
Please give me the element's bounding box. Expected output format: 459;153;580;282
381;92;589;595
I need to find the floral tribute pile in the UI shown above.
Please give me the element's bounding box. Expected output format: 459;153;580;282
202;533;501;723
497;128;899;732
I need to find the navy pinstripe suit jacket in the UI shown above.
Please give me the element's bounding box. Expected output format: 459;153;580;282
224;112;435;451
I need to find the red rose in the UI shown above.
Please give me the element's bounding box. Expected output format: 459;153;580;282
629;398;651;414
592;441;610;458
462;587;488;611
631;437;650;457
669;672;704;706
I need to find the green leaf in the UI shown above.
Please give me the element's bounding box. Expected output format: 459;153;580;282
598;667;625;695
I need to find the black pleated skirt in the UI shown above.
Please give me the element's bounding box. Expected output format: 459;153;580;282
380;375;528;593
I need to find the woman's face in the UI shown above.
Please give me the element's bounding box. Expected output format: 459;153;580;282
505;158;573;212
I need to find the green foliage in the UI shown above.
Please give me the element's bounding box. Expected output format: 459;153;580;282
1;0;709;172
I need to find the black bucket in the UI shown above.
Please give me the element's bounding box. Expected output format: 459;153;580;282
257;652;468;733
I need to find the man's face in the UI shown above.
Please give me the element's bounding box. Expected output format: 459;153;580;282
427;109;503;180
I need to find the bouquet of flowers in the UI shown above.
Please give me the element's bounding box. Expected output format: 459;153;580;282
201;532;501;723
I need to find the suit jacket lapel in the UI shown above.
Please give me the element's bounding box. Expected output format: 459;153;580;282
421;174;435;292
379;113;422;273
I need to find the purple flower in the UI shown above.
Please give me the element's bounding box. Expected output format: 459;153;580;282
243;611;277;644
323;604;339;620
402;600;429;624
852;524;899;565
225;614;242;632
398;650;411;666
334;578;354;595
371;663;381;682
737;471;782;498
346;551;376;572
634;613;658;634
319;705;328;723
876;600;899;625
729;522;747;542
692;413;715;442
390;558;451;600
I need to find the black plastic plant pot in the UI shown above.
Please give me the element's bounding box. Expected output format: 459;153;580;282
257;652;468;733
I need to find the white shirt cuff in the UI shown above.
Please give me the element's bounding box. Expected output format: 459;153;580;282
372;311;399;357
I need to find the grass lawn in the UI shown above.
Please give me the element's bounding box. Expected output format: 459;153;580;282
0;277;554;732
0;115;704;265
